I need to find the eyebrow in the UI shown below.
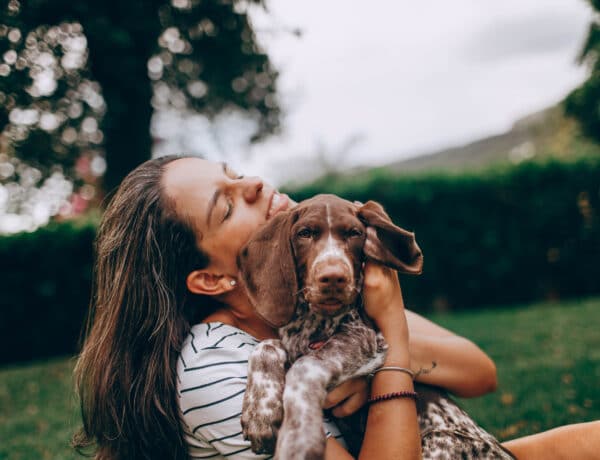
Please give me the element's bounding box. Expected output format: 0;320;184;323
206;162;228;226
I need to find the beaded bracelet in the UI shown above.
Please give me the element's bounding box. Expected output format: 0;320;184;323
367;391;419;405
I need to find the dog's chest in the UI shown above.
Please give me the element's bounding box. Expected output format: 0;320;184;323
279;307;360;362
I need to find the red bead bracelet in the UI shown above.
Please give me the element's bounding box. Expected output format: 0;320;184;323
367;391;419;405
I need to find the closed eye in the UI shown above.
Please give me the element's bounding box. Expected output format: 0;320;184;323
223;162;244;180
223;197;233;221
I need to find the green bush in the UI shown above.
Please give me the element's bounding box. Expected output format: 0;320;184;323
1;158;598;365
0;220;95;365
286;158;600;312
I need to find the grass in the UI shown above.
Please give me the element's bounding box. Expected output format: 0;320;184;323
430;297;600;440
1;298;599;459
0;357;79;460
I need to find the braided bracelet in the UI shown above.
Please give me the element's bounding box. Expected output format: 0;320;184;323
368;391;419;405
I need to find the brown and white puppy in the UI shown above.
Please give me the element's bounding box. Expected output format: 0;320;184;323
238;194;422;459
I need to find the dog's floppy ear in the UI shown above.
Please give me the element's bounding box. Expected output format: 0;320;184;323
237;211;298;327
358;201;423;275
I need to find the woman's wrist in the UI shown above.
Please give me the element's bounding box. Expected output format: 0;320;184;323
369;366;415;400
373;304;407;333
383;347;411;368
376;312;410;360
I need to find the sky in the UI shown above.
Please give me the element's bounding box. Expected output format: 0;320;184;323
2;1;593;234
158;1;592;186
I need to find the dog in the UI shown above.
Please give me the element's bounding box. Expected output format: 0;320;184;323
238;194;515;460
238;195;422;458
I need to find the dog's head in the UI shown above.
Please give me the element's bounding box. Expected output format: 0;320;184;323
238;194;423;327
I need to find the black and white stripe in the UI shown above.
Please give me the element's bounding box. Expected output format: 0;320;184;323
177;322;346;459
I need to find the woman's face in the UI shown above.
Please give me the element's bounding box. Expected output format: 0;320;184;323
162;157;291;276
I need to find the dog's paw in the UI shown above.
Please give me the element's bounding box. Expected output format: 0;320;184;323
376;331;388;354
274;423;326;460
241;404;283;455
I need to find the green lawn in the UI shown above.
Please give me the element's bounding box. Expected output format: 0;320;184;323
430;297;600;440
1;298;599;459
0;356;79;460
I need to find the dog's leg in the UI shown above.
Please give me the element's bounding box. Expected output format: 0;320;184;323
275;354;333;460
241;338;287;455
275;325;381;460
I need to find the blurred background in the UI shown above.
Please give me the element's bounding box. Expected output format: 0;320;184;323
1;0;599;458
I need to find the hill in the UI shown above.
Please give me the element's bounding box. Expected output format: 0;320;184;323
384;105;600;174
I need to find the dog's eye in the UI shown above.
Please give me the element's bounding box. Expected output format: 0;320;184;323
297;228;314;239
346;228;363;238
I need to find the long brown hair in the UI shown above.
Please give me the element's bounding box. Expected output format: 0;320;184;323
73;155;213;459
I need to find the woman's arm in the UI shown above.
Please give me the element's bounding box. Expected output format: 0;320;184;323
406;310;497;397
324;311;497;423
323;264;499;458
325;308;498;418
333;263;422;460
358;314;421;458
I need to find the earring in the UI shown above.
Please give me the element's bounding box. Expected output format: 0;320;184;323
229;279;237;287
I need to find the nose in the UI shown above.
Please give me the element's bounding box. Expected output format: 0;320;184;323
317;264;350;288
242;176;263;203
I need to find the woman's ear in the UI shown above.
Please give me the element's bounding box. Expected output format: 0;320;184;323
186;270;236;296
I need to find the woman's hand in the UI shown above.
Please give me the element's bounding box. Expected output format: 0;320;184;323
324;377;369;417
362;260;411;365
358;261;421;459
362;260;402;321
362;261;408;333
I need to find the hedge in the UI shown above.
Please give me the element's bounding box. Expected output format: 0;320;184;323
0;220;95;365
0;158;598;364
285;158;600;312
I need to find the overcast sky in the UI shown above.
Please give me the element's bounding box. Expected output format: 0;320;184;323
156;0;593;185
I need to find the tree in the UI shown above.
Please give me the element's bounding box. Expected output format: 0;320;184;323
565;0;600;143
0;0;279;220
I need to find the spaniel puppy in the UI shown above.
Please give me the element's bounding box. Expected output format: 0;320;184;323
239;195;420;458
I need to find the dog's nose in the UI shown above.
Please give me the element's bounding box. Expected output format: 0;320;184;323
317;266;349;288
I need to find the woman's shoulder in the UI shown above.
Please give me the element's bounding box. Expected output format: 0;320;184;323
180;322;259;364
176;323;261;454
177;322;259;387
190;321;258;345
177;322;348;454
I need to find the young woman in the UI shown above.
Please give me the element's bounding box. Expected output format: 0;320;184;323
73;155;598;459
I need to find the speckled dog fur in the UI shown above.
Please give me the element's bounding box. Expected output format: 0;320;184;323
239;195;515;460
415;385;515;459
240;196;401;459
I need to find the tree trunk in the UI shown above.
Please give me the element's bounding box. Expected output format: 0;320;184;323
97;75;154;194
84;19;158;194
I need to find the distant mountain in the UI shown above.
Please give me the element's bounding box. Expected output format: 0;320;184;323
285;105;600;190
384;105;600;175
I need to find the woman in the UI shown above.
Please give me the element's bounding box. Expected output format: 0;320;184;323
73;155;598;459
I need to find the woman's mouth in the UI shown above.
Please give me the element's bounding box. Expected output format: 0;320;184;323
267;192;290;219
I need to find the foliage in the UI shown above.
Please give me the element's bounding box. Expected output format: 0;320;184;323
565;1;600;143
1;297;599;459
286;158;600;311
0;217;96;364
1;158;598;365
0;0;280;215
